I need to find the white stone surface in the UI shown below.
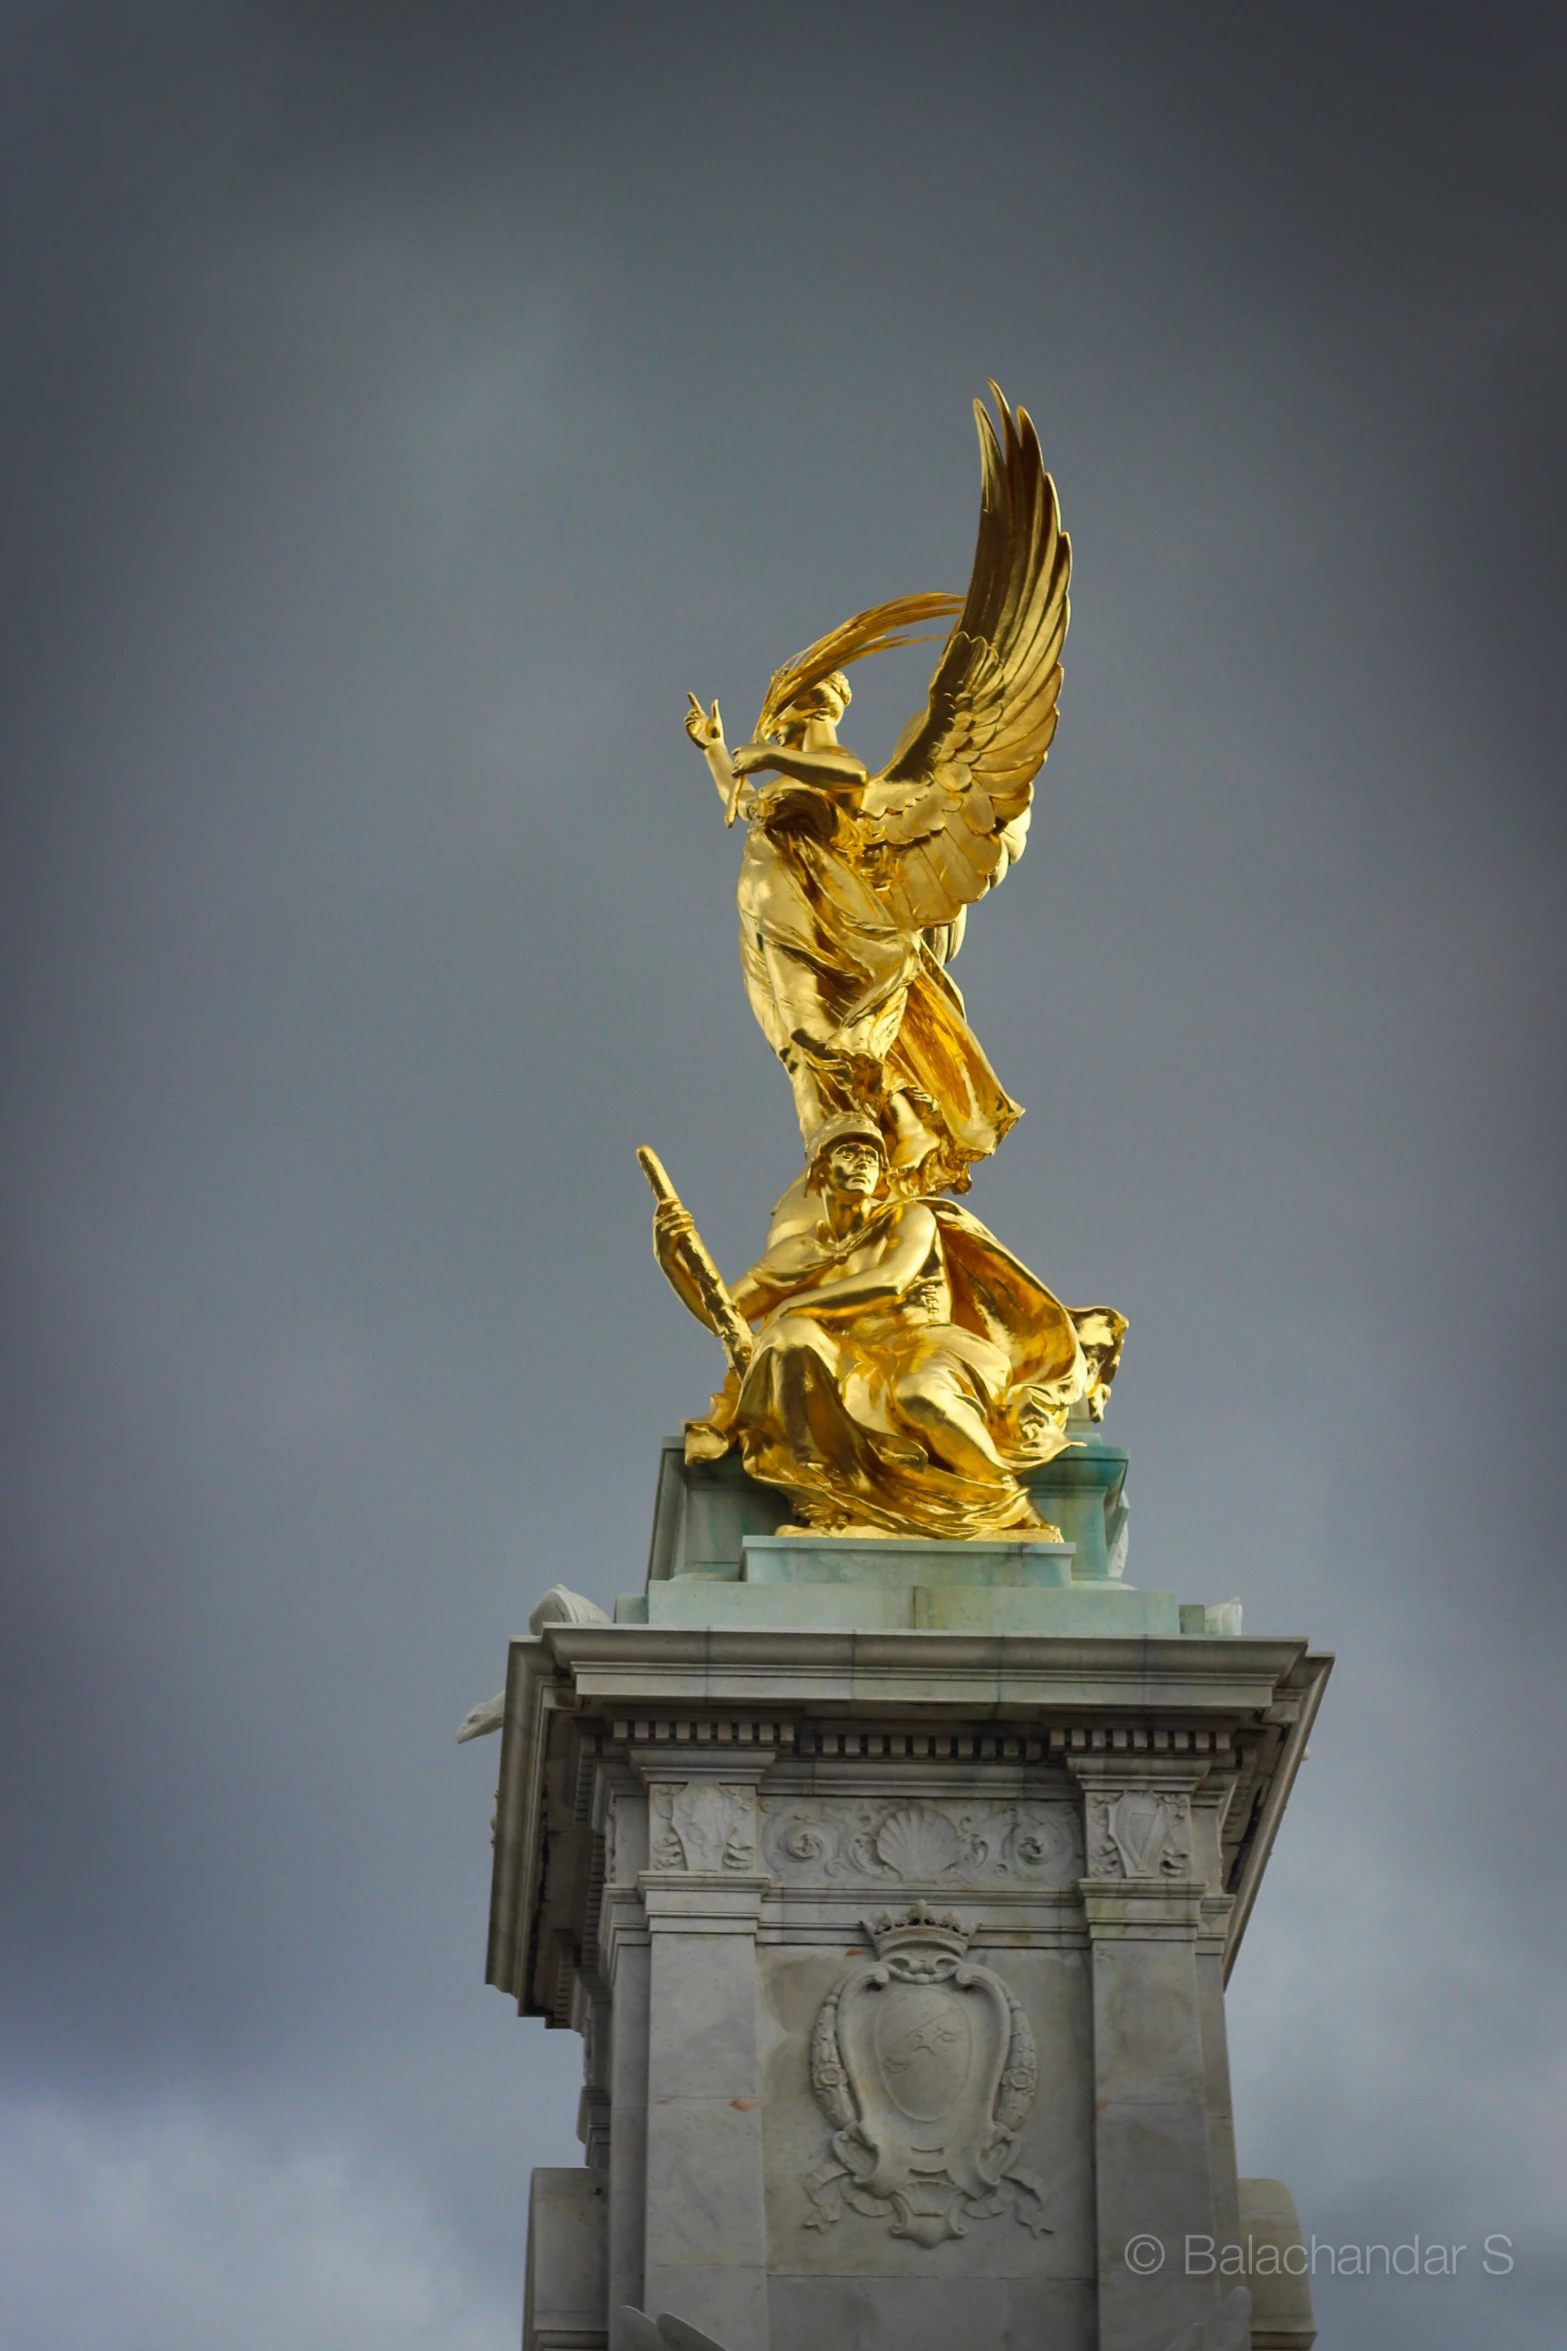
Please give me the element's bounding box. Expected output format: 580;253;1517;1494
525;2167;609;2351
532;1584;613;1634
498;1614;1329;2351
1236;2178;1316;2347
644;1574;1185;1638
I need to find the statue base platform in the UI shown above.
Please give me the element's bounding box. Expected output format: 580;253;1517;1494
620;1430;1238;1639
484;1445;1329;2351
629;1538;1183;1635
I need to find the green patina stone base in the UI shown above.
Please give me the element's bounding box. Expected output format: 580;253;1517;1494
631;1565;1181;1636
620;1433;1236;1637
742;1534;1077;1587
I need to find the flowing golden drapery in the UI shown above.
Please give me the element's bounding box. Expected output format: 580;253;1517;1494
688;1198;1111;1540
737;802;1021;1190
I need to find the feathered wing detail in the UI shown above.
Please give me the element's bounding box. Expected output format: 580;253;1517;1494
863;386;1070;934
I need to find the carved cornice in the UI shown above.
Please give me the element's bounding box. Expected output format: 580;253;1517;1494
484;1627;1332;2020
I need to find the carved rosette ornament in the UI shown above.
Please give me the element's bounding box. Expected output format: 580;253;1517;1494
802;1903;1050;2248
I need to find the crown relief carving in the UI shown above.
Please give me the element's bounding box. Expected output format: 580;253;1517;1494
803;1903;1051;2249
865;1898;973;1961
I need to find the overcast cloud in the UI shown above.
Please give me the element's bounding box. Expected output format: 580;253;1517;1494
2;5;1563;2346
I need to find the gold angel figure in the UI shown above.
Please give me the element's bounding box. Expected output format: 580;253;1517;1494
686;384;1069;1197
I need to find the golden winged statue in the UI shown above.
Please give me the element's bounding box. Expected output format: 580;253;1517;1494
685;384;1069;1200
644;388;1124;1542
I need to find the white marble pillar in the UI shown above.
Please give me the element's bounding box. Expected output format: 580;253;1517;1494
1197;1889;1242;2258
600;1770;650;2351
635;1756;773;2351
1072;1757;1244;2351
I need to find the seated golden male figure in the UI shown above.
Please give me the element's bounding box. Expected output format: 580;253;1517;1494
654;1113;1089;1540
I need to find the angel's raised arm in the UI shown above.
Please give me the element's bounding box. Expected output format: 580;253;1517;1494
684;692;746;824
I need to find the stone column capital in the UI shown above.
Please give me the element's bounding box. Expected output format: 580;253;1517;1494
1080;1882;1209;1939
629;1744;777;1786
600;1886;651;1979
1196;1889;1237;1958
639;1874;771;1932
635;1774;766;1877
1072;1768;1205;1889
1066;1753;1211;1794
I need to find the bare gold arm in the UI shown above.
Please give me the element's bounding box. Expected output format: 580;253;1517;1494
684;693;748;827
637;1147;754;1379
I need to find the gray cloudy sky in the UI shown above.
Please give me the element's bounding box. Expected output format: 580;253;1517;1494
2;4;1563;2345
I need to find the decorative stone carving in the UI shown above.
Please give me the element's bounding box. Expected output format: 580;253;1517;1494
455;1690;504;1743
1084;1788;1193;1880
527;1583;611;1634
648;1782;757;1873
802;1902;1050;2248
762;1798;1080;1885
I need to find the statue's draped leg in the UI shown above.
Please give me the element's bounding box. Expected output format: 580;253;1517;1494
882;952;1022;1183
733;1316;1048;1538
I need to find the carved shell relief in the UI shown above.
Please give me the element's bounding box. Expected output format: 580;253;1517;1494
761;1798;1080;1886
1084;1789;1193;1881
648;1782;758;1874
803;1904;1051;2247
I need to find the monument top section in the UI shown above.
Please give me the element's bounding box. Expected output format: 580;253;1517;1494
468;388;1330;2351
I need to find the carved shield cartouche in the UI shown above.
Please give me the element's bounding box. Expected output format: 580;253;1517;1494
803;1903;1050;2248
874;1977;975;2121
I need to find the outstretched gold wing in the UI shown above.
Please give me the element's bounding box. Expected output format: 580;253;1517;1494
862;386;1070;935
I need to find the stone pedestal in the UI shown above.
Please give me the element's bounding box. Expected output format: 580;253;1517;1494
485;1450;1328;2351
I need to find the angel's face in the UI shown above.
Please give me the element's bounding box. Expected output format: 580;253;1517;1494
824;1140;883;1196
784;679;848;735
